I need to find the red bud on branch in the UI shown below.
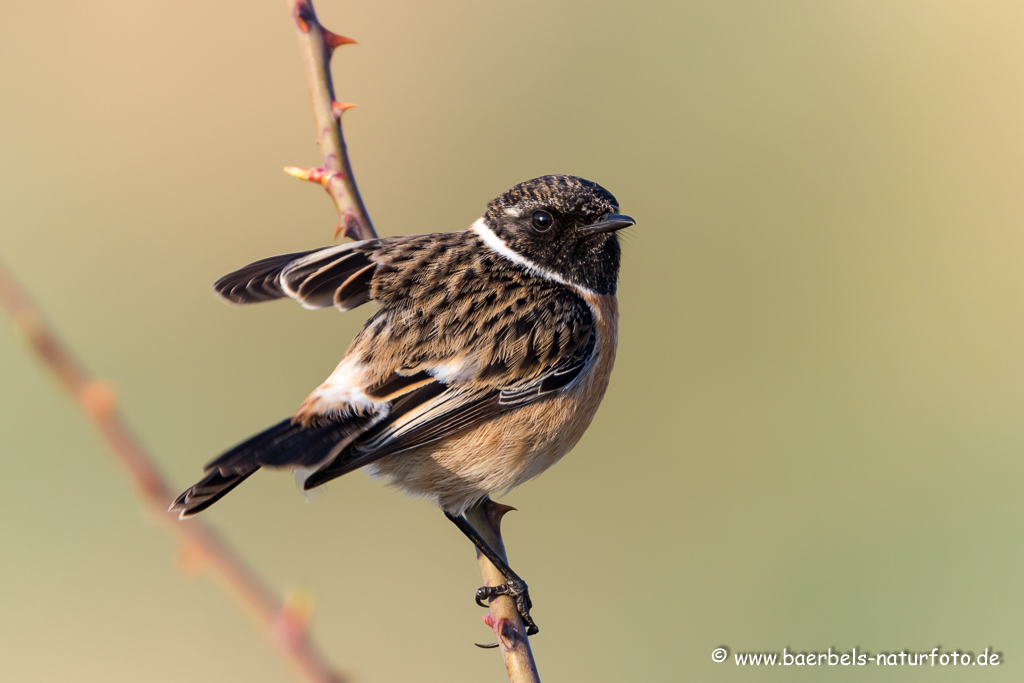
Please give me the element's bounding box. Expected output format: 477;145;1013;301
275;588;316;651
292;0;313;33
283;166;342;187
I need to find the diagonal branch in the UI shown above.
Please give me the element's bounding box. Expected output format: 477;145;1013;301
5;2;541;681
288;0;376;241
0;262;344;683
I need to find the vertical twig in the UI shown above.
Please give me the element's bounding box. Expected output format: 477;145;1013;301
287;0;375;241
466;502;542;683
0;263;343;683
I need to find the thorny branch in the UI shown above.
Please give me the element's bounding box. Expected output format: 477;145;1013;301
288;0;375;241
0;263;342;683
288;2;542;679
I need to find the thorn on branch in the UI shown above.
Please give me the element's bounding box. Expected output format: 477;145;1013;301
322;29;357;54
483;614;522;651
484;502;517;533
291;0;356;54
331;101;357;118
332;210;362;240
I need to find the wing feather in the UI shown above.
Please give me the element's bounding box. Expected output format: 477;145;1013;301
334;263;377;311
211;241;382;311
213;250;317;304
302;293;597;489
289;250;375;309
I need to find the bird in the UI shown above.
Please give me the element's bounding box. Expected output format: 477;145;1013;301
171;174;634;634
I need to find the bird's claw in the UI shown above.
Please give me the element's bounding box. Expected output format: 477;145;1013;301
474;579;539;635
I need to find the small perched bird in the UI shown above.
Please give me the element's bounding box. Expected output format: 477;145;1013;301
171;175;633;633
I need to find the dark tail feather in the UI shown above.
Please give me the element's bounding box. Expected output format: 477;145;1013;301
170;467;257;518
170;415;378;518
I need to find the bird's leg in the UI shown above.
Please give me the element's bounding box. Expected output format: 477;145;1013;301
445;508;539;635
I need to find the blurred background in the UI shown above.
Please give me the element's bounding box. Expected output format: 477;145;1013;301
2;1;1023;681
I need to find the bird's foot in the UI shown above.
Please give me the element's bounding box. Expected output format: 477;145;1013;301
475;578;539;636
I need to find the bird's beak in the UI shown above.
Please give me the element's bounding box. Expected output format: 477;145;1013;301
581;213;636;236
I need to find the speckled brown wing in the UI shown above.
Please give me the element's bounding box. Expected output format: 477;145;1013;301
207;230;598;490
211;230;540;315
300;237;598;488
356;312;596;453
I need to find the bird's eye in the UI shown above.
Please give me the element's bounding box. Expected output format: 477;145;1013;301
531;210;554;232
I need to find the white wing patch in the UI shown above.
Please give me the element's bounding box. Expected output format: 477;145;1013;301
299;356;389;417
428;357;476;384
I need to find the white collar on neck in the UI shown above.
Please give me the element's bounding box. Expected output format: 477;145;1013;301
470;218;598;299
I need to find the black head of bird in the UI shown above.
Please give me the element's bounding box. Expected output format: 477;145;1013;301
481;175;635;296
